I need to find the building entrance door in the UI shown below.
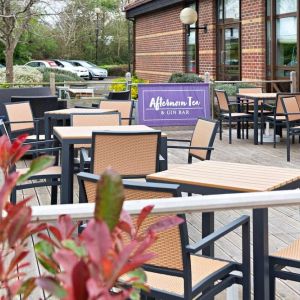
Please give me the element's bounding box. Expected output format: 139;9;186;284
217;25;240;81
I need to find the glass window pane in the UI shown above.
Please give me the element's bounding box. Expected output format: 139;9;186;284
218;0;223;20
187;30;196;73
224;0;239;20
276;0;297;14
267;20;271;65
276;17;297;66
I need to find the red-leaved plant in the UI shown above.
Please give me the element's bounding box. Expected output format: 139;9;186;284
0;134;55;299
0;133;184;300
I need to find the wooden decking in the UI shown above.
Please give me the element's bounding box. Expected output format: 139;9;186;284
18;128;300;299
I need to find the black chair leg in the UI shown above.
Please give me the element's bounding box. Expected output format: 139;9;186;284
246;120;249;139
219;118;222;141
273;121;276;148
242;119;245;139
269;272;276;300
11;189;17;204
229;118;232;144
287;130;291;162
51;180;58;205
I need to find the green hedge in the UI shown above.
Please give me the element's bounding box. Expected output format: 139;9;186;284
37;67;82;82
213;83;258;96
168;73;204;83
99;64;128;77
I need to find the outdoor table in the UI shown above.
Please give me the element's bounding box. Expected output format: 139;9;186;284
147;160;300;300
236;93;277;145
44;108;116;140
53;125;168;205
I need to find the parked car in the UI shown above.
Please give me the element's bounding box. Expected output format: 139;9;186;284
52;59;89;79
69;60;108;80
25;60;58;68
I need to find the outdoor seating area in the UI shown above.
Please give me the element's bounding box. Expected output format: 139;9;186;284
0;84;299;300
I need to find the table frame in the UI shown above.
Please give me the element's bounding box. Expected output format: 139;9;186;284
237;93;277;145
147;175;300;300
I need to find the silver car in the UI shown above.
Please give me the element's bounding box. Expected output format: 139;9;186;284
69;60;108;80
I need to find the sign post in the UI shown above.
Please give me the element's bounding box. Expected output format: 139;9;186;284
137;83;210;126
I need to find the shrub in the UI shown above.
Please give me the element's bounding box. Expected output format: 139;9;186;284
110;76;149;100
0;66;43;85
38;67;82;83
100;64;128;77
168;72;204;83
213;83;258;96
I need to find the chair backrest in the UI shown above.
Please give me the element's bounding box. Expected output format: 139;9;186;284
77;172;187;274
277;93;300;114
189;118;219;160
4;102;34;132
91;130;161;177
281;96;300;122
99;100;134;125
71;112;121;126
0;119;9;137
107;90;130;100
215;90;229;112
238;87;263;94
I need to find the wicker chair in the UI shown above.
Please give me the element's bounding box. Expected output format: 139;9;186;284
85;130;162;177
107;90;130;100
215;90;251;144
70;112;121;127
167;118;218;163
280;96;300;161
4;102;44;141
0;120;61;205
77;172;251;300
98;100;134;125
269;238;300;299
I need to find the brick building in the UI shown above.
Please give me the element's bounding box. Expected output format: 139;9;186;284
125;0;299;88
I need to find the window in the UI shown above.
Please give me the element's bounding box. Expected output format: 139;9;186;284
266;0;297;79
185;2;198;73
218;0;240;23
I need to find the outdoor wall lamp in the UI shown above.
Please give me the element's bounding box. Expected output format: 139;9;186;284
180;7;207;35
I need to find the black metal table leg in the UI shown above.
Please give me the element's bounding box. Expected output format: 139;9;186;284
253;98;259;145
253;208;270;300
160;135;168;170
237;96;241;139
44;115;51;140
61;141;74;204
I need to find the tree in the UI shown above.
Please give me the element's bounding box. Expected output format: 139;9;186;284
0;0;40;82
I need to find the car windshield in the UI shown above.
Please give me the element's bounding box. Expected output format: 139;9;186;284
79;61;97;68
60;61;74;68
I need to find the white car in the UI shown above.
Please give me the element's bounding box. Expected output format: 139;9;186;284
53;59;89;79
25;60;58;68
69;60;108;80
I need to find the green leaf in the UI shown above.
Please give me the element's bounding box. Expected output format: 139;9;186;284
18;278;36;299
94;168;125;231
36;277;67;298
35;241;58;274
35;240;54;257
62;240;86;257
126;268;147;284
18;155;55;183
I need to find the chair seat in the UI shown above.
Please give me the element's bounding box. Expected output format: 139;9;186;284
272;239;300;261
267;115;286;121
144;256;229;297
17;166;61;177
222;112;251;118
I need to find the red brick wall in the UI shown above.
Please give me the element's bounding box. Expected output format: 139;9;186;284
132;0;266;82
241;0;266;80
134;4;185;82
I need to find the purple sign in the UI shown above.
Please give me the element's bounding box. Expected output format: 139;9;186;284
137;83;210;126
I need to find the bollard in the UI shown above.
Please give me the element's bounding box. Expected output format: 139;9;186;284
290;71;297;93
50;72;56;96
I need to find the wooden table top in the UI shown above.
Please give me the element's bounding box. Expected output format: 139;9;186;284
147;161;300;192
45;108;115;115
54;125;165;140
237;93;277;99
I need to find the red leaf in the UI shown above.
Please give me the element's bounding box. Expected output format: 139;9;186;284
147;216;184;233
71;260;89;300
119;253;155;276
0;172;19;215
136;206;154;232
36;277;66;298
57;215;77;240
7;249;29;275
48;225;63;242
80;220;112;264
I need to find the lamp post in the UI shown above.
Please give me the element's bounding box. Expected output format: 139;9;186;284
95;7;101;64
179;7;207;35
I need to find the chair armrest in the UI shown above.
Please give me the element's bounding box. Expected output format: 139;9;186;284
168;145;214;151
186;215;249;254
24;139;56;145
26;147;61;155
167;138;191;143
285;112;300;115
77;172;100;183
